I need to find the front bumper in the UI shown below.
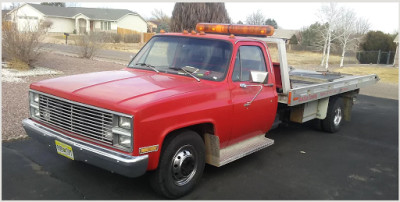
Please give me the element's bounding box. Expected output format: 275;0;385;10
22;118;148;178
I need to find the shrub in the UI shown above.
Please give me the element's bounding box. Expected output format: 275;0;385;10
2;19;52;69
111;33;122;43
75;33;104;59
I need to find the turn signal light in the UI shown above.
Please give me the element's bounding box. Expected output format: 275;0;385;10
196;23;274;37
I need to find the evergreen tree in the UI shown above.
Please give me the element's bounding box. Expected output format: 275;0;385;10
171;3;230;32
360;31;397;52
289;34;298;44
265;18;278;29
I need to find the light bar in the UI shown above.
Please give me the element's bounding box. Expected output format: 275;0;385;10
196;23;274;37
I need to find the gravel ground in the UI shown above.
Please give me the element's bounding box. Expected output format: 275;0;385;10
2;52;126;141
1;53;397;141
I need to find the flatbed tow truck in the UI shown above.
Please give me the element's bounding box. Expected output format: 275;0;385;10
23;23;379;198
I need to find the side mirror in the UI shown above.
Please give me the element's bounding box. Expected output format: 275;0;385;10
250;71;268;83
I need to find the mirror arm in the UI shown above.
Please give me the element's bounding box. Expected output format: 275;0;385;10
240;83;264;107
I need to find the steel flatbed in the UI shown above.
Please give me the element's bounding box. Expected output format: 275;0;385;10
253;37;380;107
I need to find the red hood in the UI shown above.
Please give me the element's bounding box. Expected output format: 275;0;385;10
30;69;206;114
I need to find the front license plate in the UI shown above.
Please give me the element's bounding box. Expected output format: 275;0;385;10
55;140;74;160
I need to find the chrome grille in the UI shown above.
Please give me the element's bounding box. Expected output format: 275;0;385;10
38;94;113;144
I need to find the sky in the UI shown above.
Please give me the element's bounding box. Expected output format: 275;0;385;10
2;2;399;33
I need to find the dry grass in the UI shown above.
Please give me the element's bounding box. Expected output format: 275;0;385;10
8;59;30;71
269;47;342;65
333;66;398;84
102;43;143;53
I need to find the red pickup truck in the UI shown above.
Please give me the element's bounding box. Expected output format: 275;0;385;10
23;23;378;198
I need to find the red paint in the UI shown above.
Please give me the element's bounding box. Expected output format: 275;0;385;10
30;33;280;170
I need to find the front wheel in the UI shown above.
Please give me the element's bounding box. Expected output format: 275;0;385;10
321;97;344;133
150;130;205;199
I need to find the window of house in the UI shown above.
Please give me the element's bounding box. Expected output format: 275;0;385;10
232;46;267;82
101;21;112;30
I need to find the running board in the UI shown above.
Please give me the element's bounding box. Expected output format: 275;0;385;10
204;134;274;167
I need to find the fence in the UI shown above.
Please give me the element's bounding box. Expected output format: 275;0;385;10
356;50;395;65
143;33;155;43
289;44;397;65
2;21;13;31
117;28;155;43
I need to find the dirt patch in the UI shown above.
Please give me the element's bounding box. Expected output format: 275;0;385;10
2;52;125;141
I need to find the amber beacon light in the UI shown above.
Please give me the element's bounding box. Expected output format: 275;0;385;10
196;23;275;37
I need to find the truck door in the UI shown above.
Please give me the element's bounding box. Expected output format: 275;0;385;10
228;42;278;145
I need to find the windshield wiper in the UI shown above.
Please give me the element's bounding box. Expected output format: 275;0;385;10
169;66;200;82
136;63;159;73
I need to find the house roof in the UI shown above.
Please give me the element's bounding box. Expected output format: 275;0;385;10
272;29;298;40
27;3;141;21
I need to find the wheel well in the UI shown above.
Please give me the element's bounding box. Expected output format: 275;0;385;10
162;123;215;146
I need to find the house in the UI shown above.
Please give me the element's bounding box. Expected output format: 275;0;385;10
147;21;158;33
272;29;298;44
394;34;399;67
6;3;147;34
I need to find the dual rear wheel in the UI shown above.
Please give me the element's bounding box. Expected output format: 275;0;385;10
321;97;344;133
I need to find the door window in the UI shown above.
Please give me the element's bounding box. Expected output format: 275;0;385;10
232;46;267;82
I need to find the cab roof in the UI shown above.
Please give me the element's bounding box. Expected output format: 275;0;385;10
158;32;266;44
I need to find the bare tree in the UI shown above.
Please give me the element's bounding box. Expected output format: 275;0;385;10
151;9;170;23
75;33;105;59
171;3;230;32
318;2;342;69
245;10;265;25
337;8;370;67
150;9;171;32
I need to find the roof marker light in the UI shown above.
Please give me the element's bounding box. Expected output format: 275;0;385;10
195;23;274;37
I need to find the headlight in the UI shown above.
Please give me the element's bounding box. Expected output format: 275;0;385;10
112;116;133;150
119;116;131;130
118;135;131;148
29;91;40;119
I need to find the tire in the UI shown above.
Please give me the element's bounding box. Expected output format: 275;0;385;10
150;130;205;199
321;97;344;133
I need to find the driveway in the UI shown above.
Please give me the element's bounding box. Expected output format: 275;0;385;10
2;95;398;199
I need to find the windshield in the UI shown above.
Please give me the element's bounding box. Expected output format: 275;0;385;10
128;36;233;81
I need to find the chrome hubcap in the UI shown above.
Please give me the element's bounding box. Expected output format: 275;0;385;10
333;107;342;126
171;145;197;186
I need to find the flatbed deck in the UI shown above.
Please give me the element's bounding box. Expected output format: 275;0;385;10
252;37;379;107
278;69;379;106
